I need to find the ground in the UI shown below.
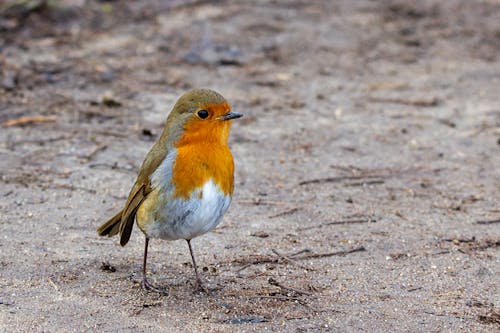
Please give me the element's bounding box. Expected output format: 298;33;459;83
0;0;499;332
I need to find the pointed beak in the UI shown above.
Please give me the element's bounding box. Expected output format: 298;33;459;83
218;111;243;121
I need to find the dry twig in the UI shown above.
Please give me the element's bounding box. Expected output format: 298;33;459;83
345;179;385;186
245;295;301;301
297;246;366;259
233;246;366;268
299;174;389;186
299;217;376;231
268;278;313;296
269;207;299;218
81;144;107;161
368;96;439;107
476;219;500;225
1;116;57;127
47;277;59;291
271;248;310;270
442;237;476;243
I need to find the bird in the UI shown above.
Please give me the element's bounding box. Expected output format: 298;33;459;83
97;89;242;292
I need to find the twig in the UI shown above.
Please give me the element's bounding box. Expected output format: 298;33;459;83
298;218;375;231
245;295;301;301
269;207;299;218
48;277;59;291
221;317;268;324
81;144;107;161
268;278;313;296
476;219;500;225
233;246;366;267
299;174;390;186
345;179;385;187
271;248;309;270
233;256;278;268
235;249;313;272
2;116;57;127
368;96;439;107
271;249;291;262
235;263;253;273
442;237;476;243
297;246;366;260
288;249;312;258
430;250;451;256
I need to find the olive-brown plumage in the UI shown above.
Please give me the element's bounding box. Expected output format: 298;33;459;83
97;89;242;291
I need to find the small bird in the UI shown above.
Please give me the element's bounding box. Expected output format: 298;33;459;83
97;89;242;292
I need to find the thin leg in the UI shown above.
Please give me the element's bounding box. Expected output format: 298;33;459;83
142;237;149;280
186;239;204;290
141;237;166;294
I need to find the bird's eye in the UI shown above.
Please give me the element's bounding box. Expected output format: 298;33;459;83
197;110;209;119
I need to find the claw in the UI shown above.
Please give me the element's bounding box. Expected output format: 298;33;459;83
193;278;207;293
141;278;168;295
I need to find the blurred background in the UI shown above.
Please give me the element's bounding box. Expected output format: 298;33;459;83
1;0;499;331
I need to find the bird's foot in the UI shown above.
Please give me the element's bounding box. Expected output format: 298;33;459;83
141;278;168;295
193;278;208;293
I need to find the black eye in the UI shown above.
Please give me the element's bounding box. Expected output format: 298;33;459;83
197;110;209;119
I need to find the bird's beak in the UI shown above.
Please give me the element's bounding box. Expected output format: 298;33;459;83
218;111;243;121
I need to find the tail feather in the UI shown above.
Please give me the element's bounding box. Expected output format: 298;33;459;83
97;210;123;237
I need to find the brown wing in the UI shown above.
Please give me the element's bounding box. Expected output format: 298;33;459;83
96;182;149;246
97;137;169;246
117;182;149;246
97;181;151;246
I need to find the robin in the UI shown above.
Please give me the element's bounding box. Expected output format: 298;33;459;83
97;89;242;292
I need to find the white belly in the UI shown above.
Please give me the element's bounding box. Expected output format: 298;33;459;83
142;179;231;240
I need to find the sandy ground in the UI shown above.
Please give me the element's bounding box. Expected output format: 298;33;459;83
1;0;499;331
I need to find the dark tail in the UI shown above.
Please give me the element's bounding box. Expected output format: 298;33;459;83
97;210;123;237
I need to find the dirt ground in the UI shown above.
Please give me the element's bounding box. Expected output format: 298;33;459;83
1;0;499;331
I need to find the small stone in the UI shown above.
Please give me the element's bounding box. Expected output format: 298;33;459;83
251;231;270;238
101;92;121;107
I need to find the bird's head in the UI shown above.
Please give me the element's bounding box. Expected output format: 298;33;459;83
163;89;242;147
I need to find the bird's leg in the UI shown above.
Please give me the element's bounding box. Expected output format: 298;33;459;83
141;237;167;294
186;239;205;291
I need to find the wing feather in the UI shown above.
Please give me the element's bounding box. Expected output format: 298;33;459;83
97;136;169;246
118;183;148;246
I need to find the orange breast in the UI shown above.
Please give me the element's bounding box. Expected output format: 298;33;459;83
171;144;234;199
171;114;234;199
